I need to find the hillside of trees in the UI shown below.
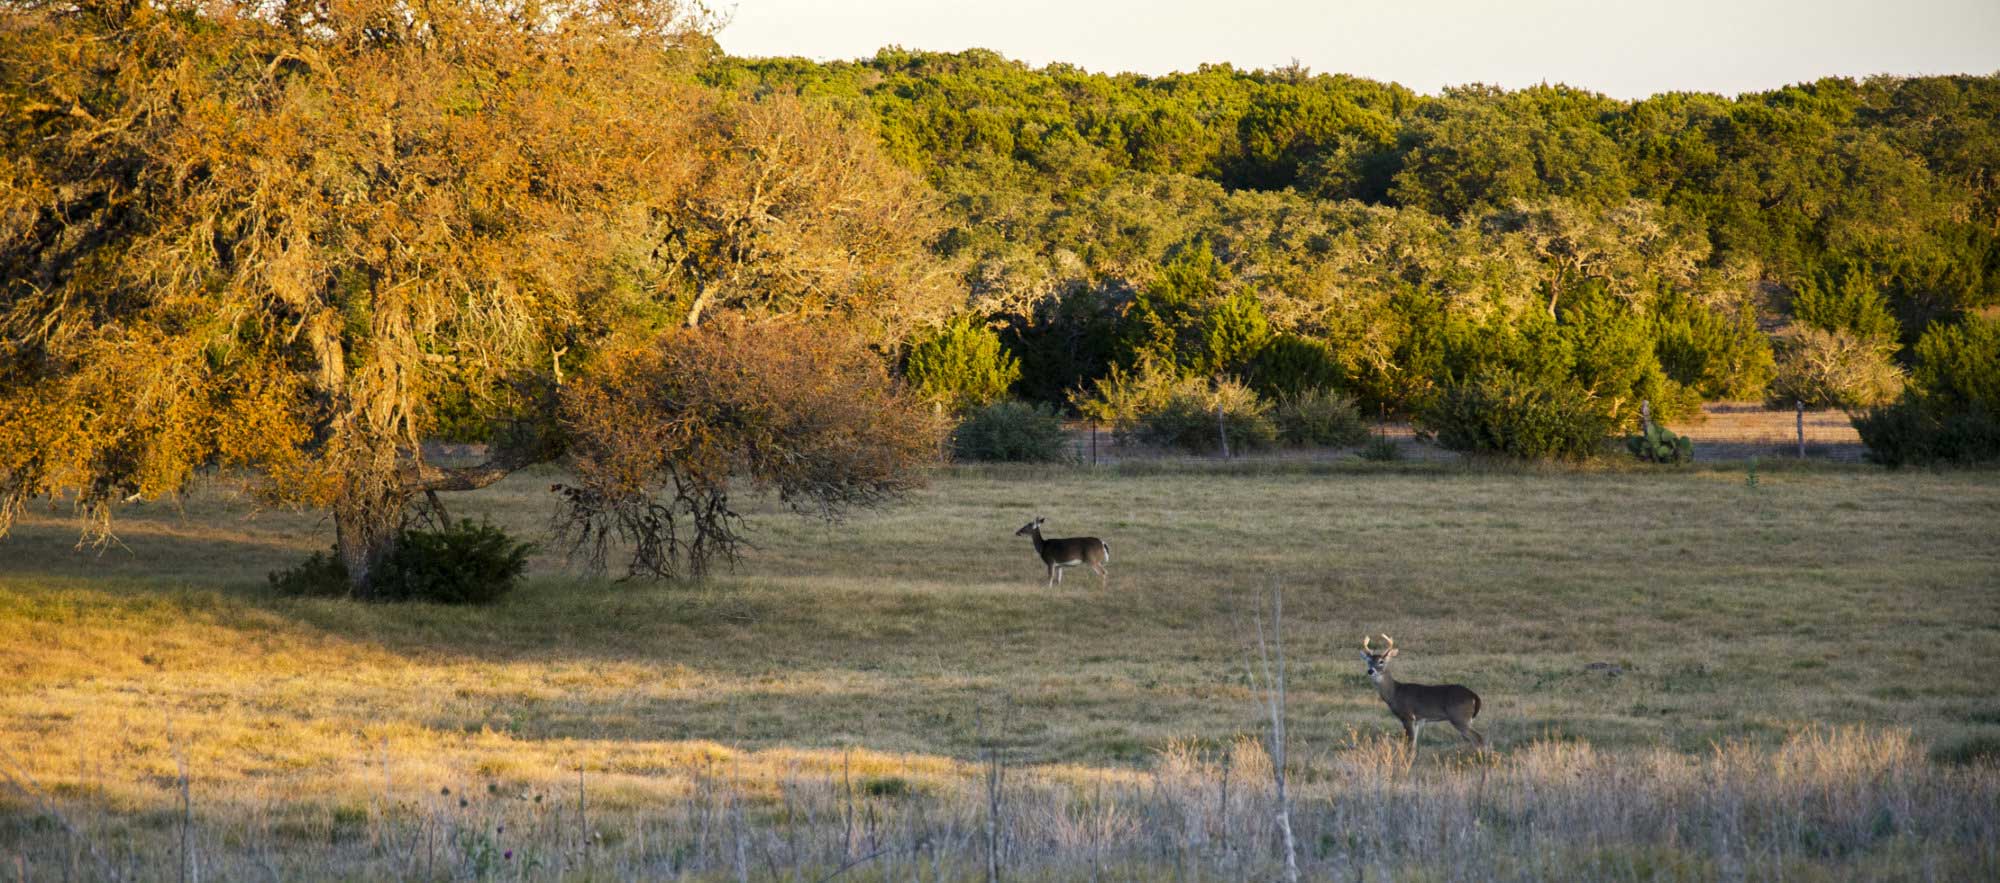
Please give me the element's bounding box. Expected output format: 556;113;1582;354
708;50;2000;425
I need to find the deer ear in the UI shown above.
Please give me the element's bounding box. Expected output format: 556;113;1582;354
1385;648;1399;659
1358;650;1371;662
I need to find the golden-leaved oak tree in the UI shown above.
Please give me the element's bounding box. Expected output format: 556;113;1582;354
0;0;955;593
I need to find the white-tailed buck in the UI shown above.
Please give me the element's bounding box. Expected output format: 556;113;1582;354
1360;634;1485;752
1014;517;1109;588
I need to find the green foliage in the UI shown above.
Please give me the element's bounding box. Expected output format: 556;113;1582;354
269;550;352;598
1073;358;1184;429
1118;242;1269;378
1768;327;1905;409
1423;370;1617;460
700;53;2000;427
1246;334;1347;399
904;316;1022;413
951;400;1073;463
1272;388;1370;447
370;520;533;605
1791;267;1902;348
1856;316;2000;466
1853;400;2000;467
1133;377;1279;454
1358;436;1403;462
1908;314;2000;414
1626;422;1695;465
1652;293;1776;399
1001;290;1121;407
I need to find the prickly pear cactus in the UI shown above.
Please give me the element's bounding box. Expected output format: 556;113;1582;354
1627;422;1695;464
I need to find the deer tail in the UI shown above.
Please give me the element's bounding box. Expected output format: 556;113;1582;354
1100;541;1110;563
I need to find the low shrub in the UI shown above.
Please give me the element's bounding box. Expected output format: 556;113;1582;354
1855;401;2000;467
951;400;1073;463
1423;370;1616;460
370;519;533;604
1072;358;1182;428
268;549;350;598
1134;377;1278;454
1358;435;1403;462
1626;422;1695;465
1855;316;2000;467
1273;388;1369;447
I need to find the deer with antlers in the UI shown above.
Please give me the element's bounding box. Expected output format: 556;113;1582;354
1360;634;1486;753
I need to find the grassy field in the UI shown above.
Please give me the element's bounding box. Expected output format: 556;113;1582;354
3;462;1999;879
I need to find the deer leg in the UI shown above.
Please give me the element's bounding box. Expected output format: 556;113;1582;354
1448;715;1487;750
1090;561;1106;588
1045;562;1056;589
1055;565;1065;585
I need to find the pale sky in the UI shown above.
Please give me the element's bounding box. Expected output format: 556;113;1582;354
716;0;2000;100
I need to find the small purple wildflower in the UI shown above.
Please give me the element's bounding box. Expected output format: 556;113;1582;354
504;850;513;861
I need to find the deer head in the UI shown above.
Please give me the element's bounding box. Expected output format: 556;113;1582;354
1360;633;1399;681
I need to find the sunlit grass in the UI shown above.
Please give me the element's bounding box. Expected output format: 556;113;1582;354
3;463;1998;878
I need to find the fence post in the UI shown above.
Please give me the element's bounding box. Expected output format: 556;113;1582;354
1797;399;1806;459
1090;422;1098;467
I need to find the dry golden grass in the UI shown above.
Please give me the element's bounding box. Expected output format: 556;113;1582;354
2;462;1998;878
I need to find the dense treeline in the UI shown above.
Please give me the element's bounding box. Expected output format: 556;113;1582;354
707;51;2000;444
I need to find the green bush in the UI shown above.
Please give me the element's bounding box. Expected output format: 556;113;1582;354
1791;266;1901;348
1072;358;1183;429
1908;314;2000;414
1651;293;1775;400
268;549;351;598
1855;316;2000;466
904;316;1021;414
1423;369;1616;460
1117;242;1269;377
1134;376;1278;454
951;400;1073;462
1854;400;2000;467
1626;421;1695;464
370;519;533;604
1273;388;1369;447
1247;334;1346;399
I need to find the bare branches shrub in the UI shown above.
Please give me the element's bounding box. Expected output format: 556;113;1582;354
552;321;945;579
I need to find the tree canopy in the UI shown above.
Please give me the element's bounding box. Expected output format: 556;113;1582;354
0;0;953;589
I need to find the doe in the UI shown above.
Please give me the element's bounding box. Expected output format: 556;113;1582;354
1360;634;1486;754
1014;516;1109;588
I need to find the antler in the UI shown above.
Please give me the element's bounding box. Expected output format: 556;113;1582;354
1379;634;1396;651
1362;634;1376;652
